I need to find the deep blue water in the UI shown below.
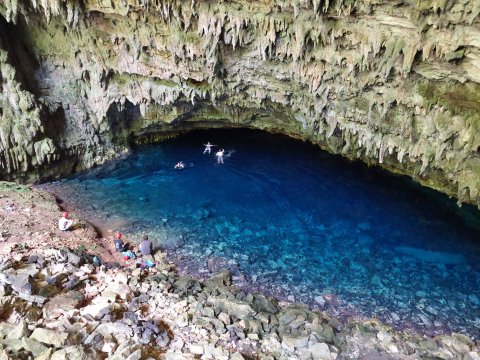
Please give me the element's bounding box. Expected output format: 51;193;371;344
45;129;480;337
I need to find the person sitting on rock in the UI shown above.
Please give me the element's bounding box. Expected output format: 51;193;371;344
174;161;185;170
113;232;128;252
139;235;153;256
58;212;74;231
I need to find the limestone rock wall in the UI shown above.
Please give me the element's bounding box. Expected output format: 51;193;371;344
0;0;480;206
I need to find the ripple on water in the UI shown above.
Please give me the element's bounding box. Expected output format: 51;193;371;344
43;129;480;339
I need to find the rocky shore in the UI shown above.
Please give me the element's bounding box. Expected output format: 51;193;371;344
1;183;480;360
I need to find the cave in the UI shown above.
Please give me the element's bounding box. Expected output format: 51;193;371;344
1;1;480;358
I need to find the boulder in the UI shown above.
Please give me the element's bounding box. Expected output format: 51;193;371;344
96;322;133;338
0;338;23;352
43;291;84;320
0;323;16;339
34;348;53;360
51;345;94;360
30;328;68;347
310;323;334;343
103;283;131;300
17;292;47;304
64;275;80;290
0;321;28;340
252;294;278;314
205;270;232;288
173;276;196;292
218;312;231;325
189;344;204;355
5;272;33;295
80;297;111;319
207;297;255;319
66;252;83;267
281;334;310;349
466;352;480;360
115;272;129;285
21;338;48;357
309;342;334;360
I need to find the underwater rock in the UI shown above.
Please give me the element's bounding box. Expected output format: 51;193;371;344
160;236;185;250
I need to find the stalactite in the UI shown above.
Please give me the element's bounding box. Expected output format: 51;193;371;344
0;0;478;204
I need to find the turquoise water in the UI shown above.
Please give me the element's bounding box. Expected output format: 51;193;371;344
45;129;480;337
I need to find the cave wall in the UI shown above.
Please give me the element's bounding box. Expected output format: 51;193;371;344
0;0;480;206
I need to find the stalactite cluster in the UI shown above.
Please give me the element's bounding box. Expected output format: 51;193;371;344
0;0;479;205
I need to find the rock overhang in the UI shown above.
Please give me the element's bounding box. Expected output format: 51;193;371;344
0;0;479;207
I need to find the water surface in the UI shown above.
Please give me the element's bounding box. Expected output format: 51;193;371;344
44;129;480;338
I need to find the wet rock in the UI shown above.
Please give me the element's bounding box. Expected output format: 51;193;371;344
207;256;239;274
314;296;326;308
161;237;185;250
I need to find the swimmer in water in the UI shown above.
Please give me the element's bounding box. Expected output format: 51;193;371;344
216;149;225;164
203;141;217;154
175;161;185;169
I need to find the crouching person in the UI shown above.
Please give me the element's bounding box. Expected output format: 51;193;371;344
58;212;74;231
113;232;128;252
138;235;153;256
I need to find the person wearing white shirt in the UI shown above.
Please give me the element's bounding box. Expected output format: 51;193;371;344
216;149;225;164
58;212;74;231
203;142;217;154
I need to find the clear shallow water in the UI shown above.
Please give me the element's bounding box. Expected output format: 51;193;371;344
45;129;480;337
